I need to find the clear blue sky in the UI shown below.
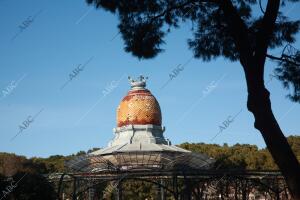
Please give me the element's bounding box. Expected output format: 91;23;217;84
0;0;299;158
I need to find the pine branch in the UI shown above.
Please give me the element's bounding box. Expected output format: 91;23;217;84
266;54;300;67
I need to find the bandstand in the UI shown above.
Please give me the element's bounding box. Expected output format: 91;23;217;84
48;76;290;200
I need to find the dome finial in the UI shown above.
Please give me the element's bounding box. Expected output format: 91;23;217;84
128;75;148;90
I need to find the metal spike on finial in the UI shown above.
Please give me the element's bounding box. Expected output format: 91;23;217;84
139;75;148;82
128;76;134;83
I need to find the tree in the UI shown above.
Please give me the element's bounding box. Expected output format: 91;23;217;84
85;0;300;198
11;172;56;200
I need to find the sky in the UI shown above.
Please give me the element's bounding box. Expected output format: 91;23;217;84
0;0;299;158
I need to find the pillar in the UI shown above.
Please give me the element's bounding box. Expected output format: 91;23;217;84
115;181;122;200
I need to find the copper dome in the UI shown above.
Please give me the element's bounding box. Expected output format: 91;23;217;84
116;76;162;127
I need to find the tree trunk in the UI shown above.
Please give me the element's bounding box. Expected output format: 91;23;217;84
244;66;300;199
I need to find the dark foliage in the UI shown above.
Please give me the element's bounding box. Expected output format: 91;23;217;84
11;172;56;200
0;172;56;200
274;44;300;102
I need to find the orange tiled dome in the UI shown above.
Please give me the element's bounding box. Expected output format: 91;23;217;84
117;77;162;127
